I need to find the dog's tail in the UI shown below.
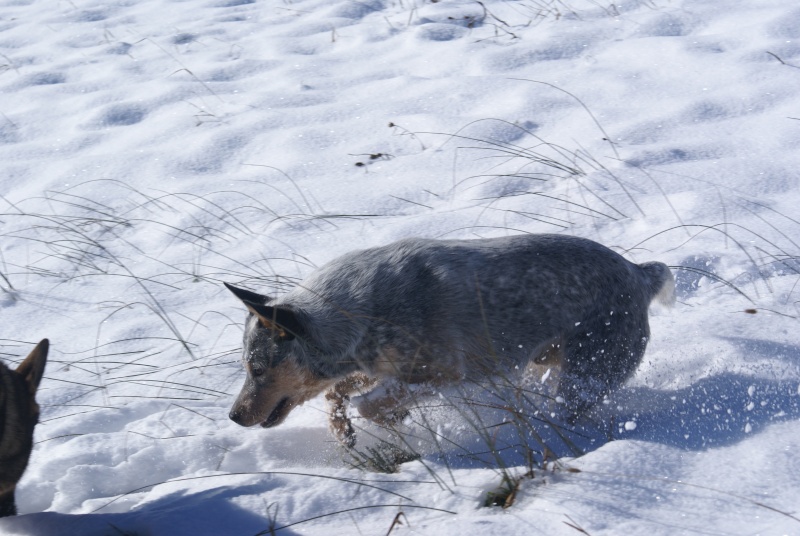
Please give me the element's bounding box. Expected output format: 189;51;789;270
638;261;675;307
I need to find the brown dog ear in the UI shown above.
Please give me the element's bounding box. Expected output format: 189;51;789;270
16;339;49;394
244;302;305;341
224;282;272;305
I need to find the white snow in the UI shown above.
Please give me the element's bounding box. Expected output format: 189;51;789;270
2;0;800;534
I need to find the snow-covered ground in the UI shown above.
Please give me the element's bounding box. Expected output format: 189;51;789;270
2;0;800;533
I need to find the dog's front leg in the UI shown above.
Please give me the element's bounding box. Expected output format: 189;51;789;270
354;379;436;427
325;373;377;448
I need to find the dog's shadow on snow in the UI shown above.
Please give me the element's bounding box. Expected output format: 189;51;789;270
610;336;800;450
1;482;301;536
606;372;799;449
404;336;800;470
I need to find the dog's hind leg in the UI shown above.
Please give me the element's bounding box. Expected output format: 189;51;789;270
558;310;649;422
325;373;378;448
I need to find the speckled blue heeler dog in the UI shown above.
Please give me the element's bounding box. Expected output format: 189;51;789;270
225;234;674;448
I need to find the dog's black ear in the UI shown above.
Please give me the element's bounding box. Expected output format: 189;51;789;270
244;302;305;341
224;282;272;304
16;338;48;394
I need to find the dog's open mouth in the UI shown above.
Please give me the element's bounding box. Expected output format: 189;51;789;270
262;396;292;428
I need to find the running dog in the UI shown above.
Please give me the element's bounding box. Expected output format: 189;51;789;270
0;339;48;517
226;234;674;448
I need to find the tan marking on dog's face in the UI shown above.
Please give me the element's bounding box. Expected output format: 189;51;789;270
230;359;336;428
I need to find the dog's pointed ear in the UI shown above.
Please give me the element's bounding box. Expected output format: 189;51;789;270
224;282;272;305
244;302;305;341
16;339;48;394
225;283;304;340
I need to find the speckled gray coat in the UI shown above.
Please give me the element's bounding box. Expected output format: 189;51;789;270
227;234;674;433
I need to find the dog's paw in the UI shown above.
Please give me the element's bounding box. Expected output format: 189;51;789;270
354;397;409;427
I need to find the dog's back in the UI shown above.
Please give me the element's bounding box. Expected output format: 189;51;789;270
0;339;48;517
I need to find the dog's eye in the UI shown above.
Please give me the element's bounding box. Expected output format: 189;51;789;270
252;366;265;377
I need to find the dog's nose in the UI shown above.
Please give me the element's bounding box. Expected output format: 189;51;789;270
229;408;244;424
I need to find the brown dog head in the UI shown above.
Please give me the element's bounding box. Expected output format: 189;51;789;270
0;339;48;517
